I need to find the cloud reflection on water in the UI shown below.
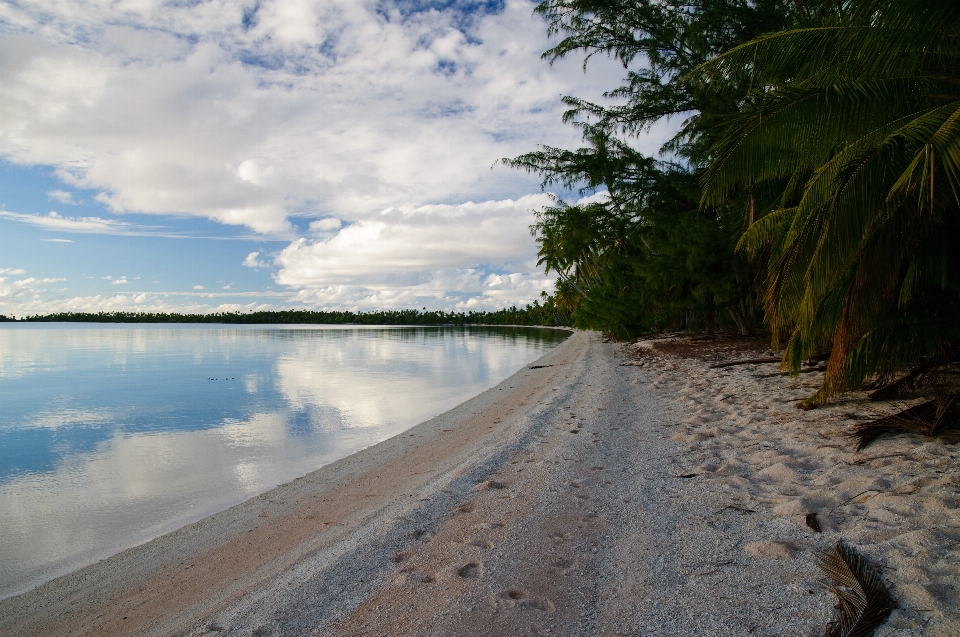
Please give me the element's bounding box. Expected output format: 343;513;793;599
0;324;566;598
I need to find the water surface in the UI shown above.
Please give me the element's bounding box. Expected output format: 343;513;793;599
0;323;567;598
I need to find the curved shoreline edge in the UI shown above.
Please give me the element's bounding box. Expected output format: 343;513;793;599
0;324;571;602
4;330;956;636
1;330;585;636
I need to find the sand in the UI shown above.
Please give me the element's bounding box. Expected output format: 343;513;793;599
1;330;957;636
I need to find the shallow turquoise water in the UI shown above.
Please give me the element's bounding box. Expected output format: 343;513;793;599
0;323;567;598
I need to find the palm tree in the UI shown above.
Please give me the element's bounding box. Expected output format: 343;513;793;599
697;0;960;405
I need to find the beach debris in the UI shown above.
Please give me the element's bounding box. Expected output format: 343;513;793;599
849;395;960;451
708;357;781;369
818;541;895;637
805;512;822;533
866;359;958;401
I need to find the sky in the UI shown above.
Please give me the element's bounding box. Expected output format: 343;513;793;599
0;0;672;316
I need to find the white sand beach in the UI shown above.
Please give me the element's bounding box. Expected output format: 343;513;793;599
2;330;957;636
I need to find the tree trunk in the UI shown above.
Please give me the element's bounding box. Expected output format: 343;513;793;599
728;306;751;336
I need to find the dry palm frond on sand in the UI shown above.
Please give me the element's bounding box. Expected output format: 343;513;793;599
818;541;895;637
849;395;960;451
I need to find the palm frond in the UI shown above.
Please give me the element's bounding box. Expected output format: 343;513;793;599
818;541;896;637
850;394;960;450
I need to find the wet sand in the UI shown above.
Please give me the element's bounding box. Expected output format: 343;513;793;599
2;330;957;636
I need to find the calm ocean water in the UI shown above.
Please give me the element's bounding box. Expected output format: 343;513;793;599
0;323;567;598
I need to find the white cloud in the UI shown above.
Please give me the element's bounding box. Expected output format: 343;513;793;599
277;195;551;284
308;218;341;233
192;285;204;290
242;252;270;268
42;238;74;242
0;211;146;235
0;270;67;307
274;195;554;310
0;290;294;317
576;190;611;206
112;276;128;285
47;189;77;204
0;0;679;313
0;0;640;236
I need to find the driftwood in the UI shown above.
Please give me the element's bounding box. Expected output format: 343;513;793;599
755;365;827;379
867;360;952;401
708;357;781;369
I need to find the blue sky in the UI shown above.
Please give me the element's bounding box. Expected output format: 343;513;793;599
0;0;672;316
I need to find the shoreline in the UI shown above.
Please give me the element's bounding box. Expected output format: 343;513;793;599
1;329;587;636
3;331;956;636
0;323;571;602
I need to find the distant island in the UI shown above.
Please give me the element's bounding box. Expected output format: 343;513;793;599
1;304;570;327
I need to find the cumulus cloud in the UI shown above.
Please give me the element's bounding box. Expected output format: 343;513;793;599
0;286;295;317
47;190;77;204
274;195;555;310
576;190;612;206
112;276;128;285
0;0;638;236
0;1;677;312
308;218;341;233
0;269;67;309
192;285;204;290
242;252;270;268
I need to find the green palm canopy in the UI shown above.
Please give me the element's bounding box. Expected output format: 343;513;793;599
697;0;960;405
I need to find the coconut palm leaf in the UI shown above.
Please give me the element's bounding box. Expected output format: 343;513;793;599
694;0;960;405
818;541;896;637
851;394;960;450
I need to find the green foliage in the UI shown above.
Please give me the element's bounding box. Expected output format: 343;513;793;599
698;0;960;404
509;0;797;337
19;305;571;327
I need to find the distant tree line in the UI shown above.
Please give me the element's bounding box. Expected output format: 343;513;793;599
11;299;571;327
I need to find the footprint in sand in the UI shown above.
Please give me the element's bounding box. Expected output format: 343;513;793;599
745;539;800;560
472;522;504;531
411;528;431;541
470;538;494;549
457;562;483;578
401;569;436;584
474;480;508;491
494;590;556;612
455;502;477;514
